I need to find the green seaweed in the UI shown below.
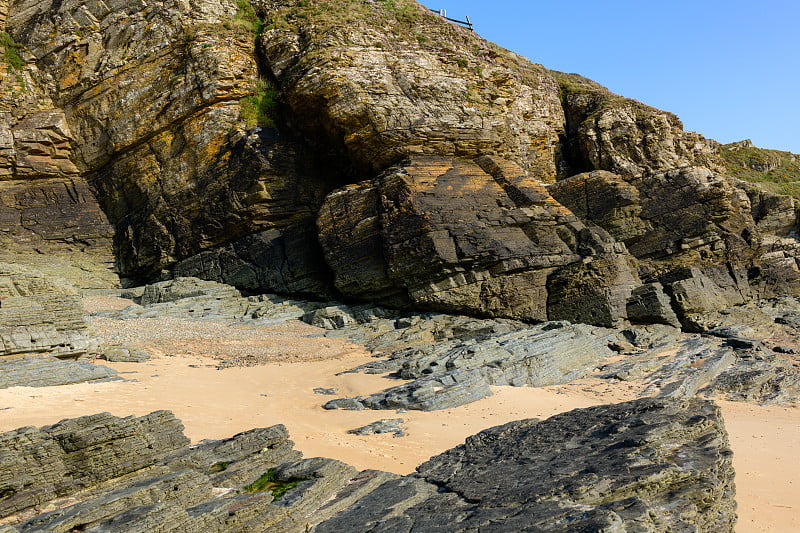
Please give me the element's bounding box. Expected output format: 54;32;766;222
243;468;310;499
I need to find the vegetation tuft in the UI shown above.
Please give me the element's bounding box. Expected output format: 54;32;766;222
243;468;309;499
240;79;278;128
0;32;26;70
233;0;264;39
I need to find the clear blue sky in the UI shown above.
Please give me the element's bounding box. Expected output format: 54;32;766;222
422;0;800;153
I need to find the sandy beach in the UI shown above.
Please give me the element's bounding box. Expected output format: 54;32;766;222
0;297;796;532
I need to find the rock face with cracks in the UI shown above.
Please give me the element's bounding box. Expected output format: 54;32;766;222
3;0;800;326
0;399;736;533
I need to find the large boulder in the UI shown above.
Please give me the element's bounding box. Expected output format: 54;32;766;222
317;397;736;532
317;155;639;323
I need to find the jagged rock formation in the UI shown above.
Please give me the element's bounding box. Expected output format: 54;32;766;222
4;0;333;294
0;399;736;532
554;72;723;178
94;276;394;326
319;398;736;533
323;320;616;411
96;278;800;407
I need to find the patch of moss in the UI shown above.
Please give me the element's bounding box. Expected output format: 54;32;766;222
243;468;309;499
721;141;800;198
209;461;232;473
240;79;278;128
0;32;26;70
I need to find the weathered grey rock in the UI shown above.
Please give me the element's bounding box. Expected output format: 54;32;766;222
302;304;396;330
0;265;114;388
316;397;737;533
597;326;800;405
0;399;738;532
700;361;800;405
139;277;242;306
324;321;616;411
0;355;117;389
556;72;724;178
0;415;397;533
100;344;150;363
0;264;97;359
0;411;188;517
99;278;391;330
546;248;642;327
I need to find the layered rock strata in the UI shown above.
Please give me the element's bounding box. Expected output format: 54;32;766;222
0;56;115;288
5;0;334;293
0;264;95;358
0;264;118;388
0;399;736;532
318;398;736;533
98;278;800;408
317;155;641;324
323;321;616;411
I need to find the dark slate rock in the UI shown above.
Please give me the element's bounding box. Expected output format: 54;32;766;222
316;398;736;533
348;419;405;437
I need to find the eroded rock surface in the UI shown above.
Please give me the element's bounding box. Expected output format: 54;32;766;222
0;264;119;388
0;264;95;359
324;321;615;411
317;155;641;323
0;399;736;533
317;397;736;533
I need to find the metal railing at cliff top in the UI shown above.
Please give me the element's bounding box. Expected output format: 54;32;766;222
428;8;473;31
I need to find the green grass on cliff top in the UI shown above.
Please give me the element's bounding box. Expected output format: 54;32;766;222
720;142;800;198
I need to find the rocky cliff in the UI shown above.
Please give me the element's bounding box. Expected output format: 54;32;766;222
2;0;799;328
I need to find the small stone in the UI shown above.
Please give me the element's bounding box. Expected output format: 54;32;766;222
347;419;405;437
